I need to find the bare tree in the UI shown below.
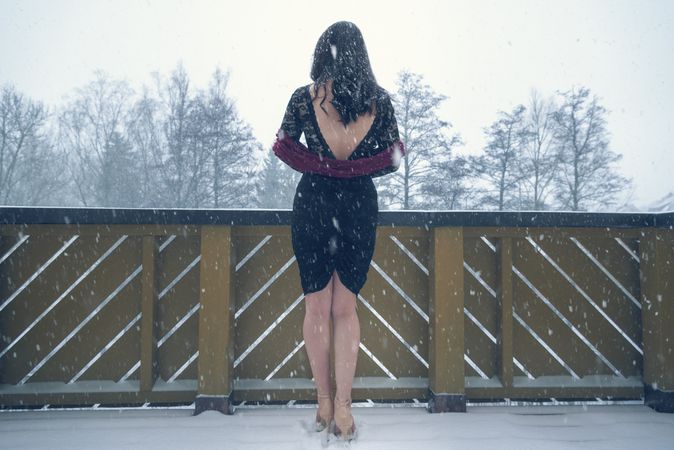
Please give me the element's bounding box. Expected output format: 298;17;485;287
5;63;265;209
124;64;262;209
375;70;461;209
516;89;559;210
58;70;136;206
0;85;65;206
96;130;141;206
151;63;205;208
552;86;630;211
473;104;529;210
256;148;300;208
420;155;475;209
126;88;165;207
192;68;260;208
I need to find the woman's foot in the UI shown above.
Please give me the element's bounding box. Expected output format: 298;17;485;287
333;396;356;440
315;393;333;432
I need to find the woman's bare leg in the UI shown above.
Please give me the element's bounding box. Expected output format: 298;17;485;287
303;277;334;396
330;271;360;401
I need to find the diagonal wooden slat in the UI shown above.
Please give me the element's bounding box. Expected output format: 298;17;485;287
359;342;396;380
154;235;200;382
234;294;304;368
526;236;642;355
69;312;142;383
570;236;640;309
513;264;623;377
358;294;428;368
19;264;142;384
235;255;296;320
464;354;489;379
0;235;79;313
513;311;580;379
0;234;30;264
265;340;305;381
236;235;272;272
168;351;198;383
615;237;639;262
482;234;636;377
463;257;536;380
0;235;128;358
369;260;429;323
389;235;429;275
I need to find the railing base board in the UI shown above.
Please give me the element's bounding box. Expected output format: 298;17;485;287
233;377;428;391
231;377;429;402
427;390;466;413
0;380;141;395
194;394;232;415
511;375;643;389
645;384;674;413
0;380;197;408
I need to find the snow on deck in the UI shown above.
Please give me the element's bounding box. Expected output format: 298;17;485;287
1;403;673;449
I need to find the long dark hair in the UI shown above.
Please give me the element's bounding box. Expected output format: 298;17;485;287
310;21;380;128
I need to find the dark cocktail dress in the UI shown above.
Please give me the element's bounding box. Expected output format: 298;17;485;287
273;84;404;296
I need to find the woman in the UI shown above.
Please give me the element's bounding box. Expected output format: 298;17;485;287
273;21;404;441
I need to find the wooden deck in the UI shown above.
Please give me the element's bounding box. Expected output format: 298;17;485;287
1;403;672;449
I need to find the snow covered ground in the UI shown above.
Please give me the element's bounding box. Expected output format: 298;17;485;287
1;403;673;449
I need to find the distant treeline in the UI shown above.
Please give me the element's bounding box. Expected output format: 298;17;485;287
0;64;630;211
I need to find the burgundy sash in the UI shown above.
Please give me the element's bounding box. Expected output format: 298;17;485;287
272;132;405;178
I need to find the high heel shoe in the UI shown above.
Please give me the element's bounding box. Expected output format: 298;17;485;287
315;393;333;432
333;396;356;440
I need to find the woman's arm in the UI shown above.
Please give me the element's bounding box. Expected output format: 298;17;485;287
278;88;303;142
369;94;404;178
273;87;405;177
273;133;404;178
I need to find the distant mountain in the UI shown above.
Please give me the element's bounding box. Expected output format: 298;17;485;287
643;191;674;212
615;202;643;213
614;191;674;213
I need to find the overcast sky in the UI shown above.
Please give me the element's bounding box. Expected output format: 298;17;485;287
1;0;673;206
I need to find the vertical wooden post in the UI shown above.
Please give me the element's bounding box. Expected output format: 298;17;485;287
498;237;514;392
428;227;466;412
140;235;158;394
195;225;235;415
640;229;674;413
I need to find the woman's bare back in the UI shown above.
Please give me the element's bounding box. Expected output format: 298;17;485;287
309;82;377;161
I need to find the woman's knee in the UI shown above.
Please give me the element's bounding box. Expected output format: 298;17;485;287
304;280;333;319
331;272;357;319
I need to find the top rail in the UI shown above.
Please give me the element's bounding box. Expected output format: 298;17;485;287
0;206;672;228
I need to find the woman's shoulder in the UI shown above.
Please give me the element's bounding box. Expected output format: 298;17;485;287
283;85;311;117
373;86;395;112
291;84;311;100
291;83;389;101
374;85;392;100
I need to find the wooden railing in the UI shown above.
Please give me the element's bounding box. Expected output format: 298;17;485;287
0;207;672;414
